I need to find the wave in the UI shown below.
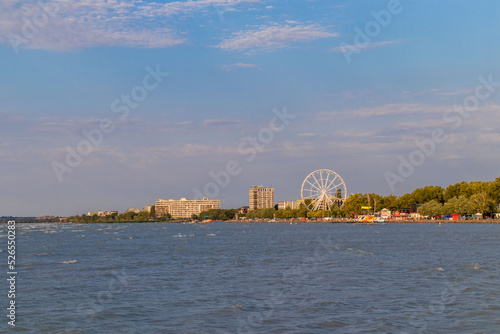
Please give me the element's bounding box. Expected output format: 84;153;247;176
227;304;243;309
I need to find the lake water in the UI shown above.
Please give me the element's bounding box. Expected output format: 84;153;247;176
1;222;499;333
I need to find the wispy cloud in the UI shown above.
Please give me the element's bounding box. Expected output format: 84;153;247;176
220;63;258;71
216;23;339;52
203;118;248;126
318;103;450;119
0;111;29;125
403;87;477;97
0;1;184;50
140;0;260;17
0;0;259;50
331;40;400;53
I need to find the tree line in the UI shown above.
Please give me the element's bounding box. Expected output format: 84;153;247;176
63;210;163;223
342;177;500;217
9;177;498;223
238;177;500;219
194;209;239;221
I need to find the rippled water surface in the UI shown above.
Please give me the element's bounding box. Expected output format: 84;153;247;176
1;222;499;333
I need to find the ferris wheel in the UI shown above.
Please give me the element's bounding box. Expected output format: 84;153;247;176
301;169;347;211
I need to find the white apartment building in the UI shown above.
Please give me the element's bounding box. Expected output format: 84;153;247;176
277;200;303;210
155;198;220;218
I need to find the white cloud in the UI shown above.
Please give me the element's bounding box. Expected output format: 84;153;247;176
404;87;477;97
0;0;260;50
331;40;400;53
233;62;257;68
202;118;248;126
216;23;339;52
393;119;449;130
318;103;450;119
133;0;261;18
221;62;258;71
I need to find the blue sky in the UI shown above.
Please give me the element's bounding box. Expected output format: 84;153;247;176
1;0;500;216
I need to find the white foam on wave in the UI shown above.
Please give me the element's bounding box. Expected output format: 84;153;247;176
227;304;243;309
172;233;196;238
432;267;445;272
352;249;372;255
463;263;482;271
207;233;216;236
57;260;77;264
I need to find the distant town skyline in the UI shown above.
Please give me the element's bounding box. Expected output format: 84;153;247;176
1;1;500;216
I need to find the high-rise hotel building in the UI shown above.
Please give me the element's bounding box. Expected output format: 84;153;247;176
155;198;220;218
249;185;274;210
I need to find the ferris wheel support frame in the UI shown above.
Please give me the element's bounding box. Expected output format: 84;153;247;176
300;169;347;211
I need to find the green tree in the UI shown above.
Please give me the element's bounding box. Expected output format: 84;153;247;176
366;193;382;212
158;213;172;221
299;202;308;218
134;212;149;221
275;209;299;219
489;177;500;204
341;193;366;217
412;185;444;204
441;202;454;216
330;204;342;217
198;209;221;220
396;193;415;210
469;192;495;215
441;196;470;215
455;196;472;215
468;181;491;197
444;182;465;201
246;208;275;219
418;200;443;217
274;209;284;218
380;195;398;211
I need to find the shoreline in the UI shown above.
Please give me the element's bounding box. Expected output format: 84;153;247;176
72;219;500;224
226;219;500;224
5;219;500;224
